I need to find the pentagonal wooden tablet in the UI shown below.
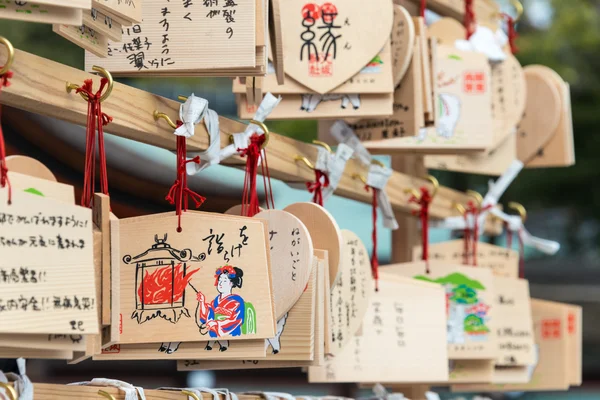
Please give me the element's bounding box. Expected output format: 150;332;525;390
255;209;314;319
328;230;374;356
224;204;265;216
284;202;342;287
517;68;562;163
428;17;466;45
391;5;415;87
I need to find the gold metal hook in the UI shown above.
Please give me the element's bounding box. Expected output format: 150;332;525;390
403;188;420;199
466;190;483;207
0;382;17;400
294;155;315;170
426;175;439;199
491;0;523;23
508;201;527;222
453;202;466;215
0;36;15;76
98;390;116;400
371;159;386;168
312;140;333;154
352;173;367;185
153;110;179;129
182;390;201;400
229;119;270;149
66;65;113;103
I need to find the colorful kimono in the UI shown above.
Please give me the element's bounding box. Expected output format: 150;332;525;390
198;294;245;338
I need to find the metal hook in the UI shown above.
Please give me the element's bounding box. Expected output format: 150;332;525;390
0;36;15;76
182;390;202;400
229;119;270;149
66;65;113;103
427;175;439;199
312;140;333;154
98;390;116;400
0;382;17;400
508;201;527;222
294;155;315;170
403;188;420;199
491;0;523;23
453;202;466;215
466;190;483;207
352;173;367;185
153;110;179;129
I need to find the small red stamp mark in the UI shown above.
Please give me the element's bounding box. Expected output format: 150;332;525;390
245;103;258;114
102;344;121;354
463;71;486;94
541;318;561;339
309;53;333;77
568;313;576;335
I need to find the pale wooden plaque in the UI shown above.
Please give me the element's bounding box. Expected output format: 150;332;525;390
114;211;276;344
0;1;83;25
85;0;256;74
0;189;98;335
280;0;394;94
309;276;448;383
53;24;108;58
382;261;497;360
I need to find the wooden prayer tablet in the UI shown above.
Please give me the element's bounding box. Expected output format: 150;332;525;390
53;24;108;58
414;240;520;278
91;0;142;24
383;261;497;360
428;17;465;44
5;156;58;182
279;0;394;94
391;5;415;87
0;2;83;25
27;0;91;8
9;171;75;204
224;205;265;216
85;0;259;74
328;230;374;357
0;333;86;352
0;189;98;335
254;209;314;320
283;202;343;287
113;210;276;344
309;275;448;383
82;7;124;42
177;261;320;369
525;66;575;169
516;67;562;163
452;299;572;392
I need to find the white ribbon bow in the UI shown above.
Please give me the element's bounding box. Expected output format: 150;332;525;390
69;378;146;400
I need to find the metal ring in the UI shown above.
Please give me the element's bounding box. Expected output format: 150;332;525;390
426;175;439;199
0;382;17;400
66;65;113;103
182;390;201;400
294;155;315;170
466;190;483;206
511;0;524;22
0;36;14;76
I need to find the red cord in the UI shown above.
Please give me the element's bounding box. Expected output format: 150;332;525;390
367;185;379;291
410;187;433;274
0;70;12;205
306;169;329;207
166;121;205;232
238;134;273;217
420;0;427;18
75;78;112;208
464;0;476;39
463;212;471;265
464;201;492;266
501;13;519;54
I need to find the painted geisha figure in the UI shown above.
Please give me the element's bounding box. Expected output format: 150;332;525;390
196;265;255;351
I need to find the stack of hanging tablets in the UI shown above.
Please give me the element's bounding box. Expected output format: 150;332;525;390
83;0;268;77
0;0;89;26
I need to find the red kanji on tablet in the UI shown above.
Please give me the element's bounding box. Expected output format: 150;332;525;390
568;313;576;335
463;71;486;94
541;318;561;339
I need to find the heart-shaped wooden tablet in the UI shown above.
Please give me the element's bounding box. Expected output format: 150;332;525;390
329;230;374;356
224;204;266;216
280;0;394;94
517;67;562;163
391;5;415;87
284;202;343;287
254;210;314;319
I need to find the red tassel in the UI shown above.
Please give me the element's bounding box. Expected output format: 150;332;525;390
420;0;427;18
166;121;206;232
367;185;379;291
306;169;329;207
0;70;12;204
409;187;433;274
74;78;112;208
502;13;519;54
238;134;274;217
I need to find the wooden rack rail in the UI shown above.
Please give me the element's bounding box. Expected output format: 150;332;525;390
0;46;501;232
403;0;500;24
